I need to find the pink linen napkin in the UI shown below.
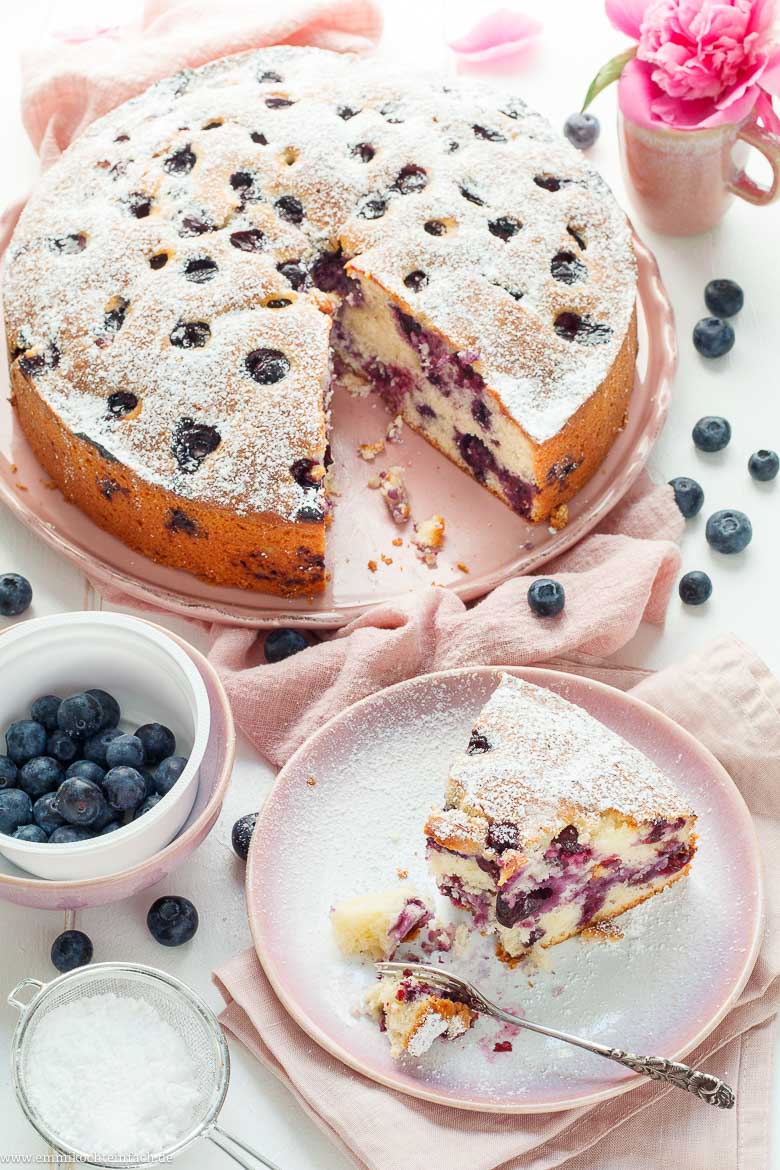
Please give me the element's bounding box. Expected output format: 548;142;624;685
215;633;778;1170
208;470;682;768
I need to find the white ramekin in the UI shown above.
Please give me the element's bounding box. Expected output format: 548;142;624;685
0;612;210;880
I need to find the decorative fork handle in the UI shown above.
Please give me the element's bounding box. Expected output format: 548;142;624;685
600;1051;734;1108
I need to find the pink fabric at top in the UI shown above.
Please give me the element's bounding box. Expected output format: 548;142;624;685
18;0;382;171
214;634;779;1170
207;471;682;769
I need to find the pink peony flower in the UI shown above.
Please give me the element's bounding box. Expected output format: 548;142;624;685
606;0;780;128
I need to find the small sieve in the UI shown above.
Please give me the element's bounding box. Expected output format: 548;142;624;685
8;962;282;1170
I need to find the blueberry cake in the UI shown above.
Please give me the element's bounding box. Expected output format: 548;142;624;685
426;674;696;960
3;46;637;595
331;884;433;961
364;972;476;1059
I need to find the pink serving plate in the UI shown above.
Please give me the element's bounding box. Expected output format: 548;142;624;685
0;623;235;910
247;666;763;1114
0;233;675;628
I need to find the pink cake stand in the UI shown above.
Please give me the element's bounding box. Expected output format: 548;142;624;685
0;232;675;628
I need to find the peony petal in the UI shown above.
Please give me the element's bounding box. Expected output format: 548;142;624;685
616;56;663;127
448;8;542;56
760;44;780;96
605;0;650;40
651;85;760;128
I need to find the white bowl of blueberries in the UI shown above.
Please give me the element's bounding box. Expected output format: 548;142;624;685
0;612;210;880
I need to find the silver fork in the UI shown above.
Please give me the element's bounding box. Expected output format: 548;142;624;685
375;961;734;1109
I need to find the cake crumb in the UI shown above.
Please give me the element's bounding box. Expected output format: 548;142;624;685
367;475;381;490
10;463;17;474
391;537;403;547
581;920;623;943
385;414;404;444
380;554;393;566
549;503;569;531
493;1040;513;1053
367;559;378;573
358;439;385;462
15;483;28;492
306;776;317;788
456;562;470;574
397;868;408;880
374;466;411;525
412;515;446;566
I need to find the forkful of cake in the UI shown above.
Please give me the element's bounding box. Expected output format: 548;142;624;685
372;960;735;1109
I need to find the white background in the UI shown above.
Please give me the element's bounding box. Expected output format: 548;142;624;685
0;0;778;1166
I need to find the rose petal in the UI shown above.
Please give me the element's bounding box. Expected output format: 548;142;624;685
605;0;651;40
448;8;542;56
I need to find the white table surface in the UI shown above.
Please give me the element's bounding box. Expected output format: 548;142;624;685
0;1;778;1166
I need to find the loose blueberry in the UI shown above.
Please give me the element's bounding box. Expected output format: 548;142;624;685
30;695;62;732
693;317;734;358
103;766;146;812
265;628;309;662
135;793;162;819
147;895;199;946
57;693;103;739
138;766;157;799
51;929;93;973
6;720;47;764
154;756;188;796
231;812;257;861
65;760;106;785
54;777;108;826
47;730;79;765
692;416;731;453
748;449;779;482
0;757;18;788
135;723;176;764
0;573;32;617
0;789;33;835
669;476;704;518
33;792;66;835
86;689;121;729
49;826;94;843
679;570;712;606
105;734;145;770
13;824;48;843
18;757;63;799
83;727;122;766
706;509;752;554
527;578;565;617
704;278;743;318
563;111;601;149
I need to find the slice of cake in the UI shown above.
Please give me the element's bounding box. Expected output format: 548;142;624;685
331;885;433;961
364;972;476;1059
425;673;696;961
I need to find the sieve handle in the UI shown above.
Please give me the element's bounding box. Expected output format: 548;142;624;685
8;978;45;1014
207;1124;284;1170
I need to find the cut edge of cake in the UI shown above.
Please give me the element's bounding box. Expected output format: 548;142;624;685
363;972;476;1059
330;884;434;962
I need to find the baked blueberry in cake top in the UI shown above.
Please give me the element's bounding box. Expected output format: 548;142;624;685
331;884;434;961
4;45;636;596
425;673;696;961
364;972;476;1059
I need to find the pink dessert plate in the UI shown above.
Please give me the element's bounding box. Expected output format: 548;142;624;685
0;232;675;628
0;623;235;911
247;666;763;1114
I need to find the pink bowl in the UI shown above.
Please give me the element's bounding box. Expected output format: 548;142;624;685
0;622;235;910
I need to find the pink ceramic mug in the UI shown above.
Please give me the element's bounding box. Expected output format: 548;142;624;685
619;110;780;236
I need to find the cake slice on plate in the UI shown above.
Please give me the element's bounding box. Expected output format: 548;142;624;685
364;972;476;1059
425;673;696;961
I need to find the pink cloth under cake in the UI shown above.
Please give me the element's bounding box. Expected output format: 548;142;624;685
6;3;775;1168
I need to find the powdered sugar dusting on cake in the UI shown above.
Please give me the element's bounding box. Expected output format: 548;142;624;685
4;45;636;525
445;674;692;840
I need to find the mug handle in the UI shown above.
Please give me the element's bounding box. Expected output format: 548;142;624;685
729;115;780;205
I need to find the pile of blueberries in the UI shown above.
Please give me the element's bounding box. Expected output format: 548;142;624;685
0;689;188;842
671;279;771;606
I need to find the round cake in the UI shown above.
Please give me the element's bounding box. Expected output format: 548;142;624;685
3;46;637;597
